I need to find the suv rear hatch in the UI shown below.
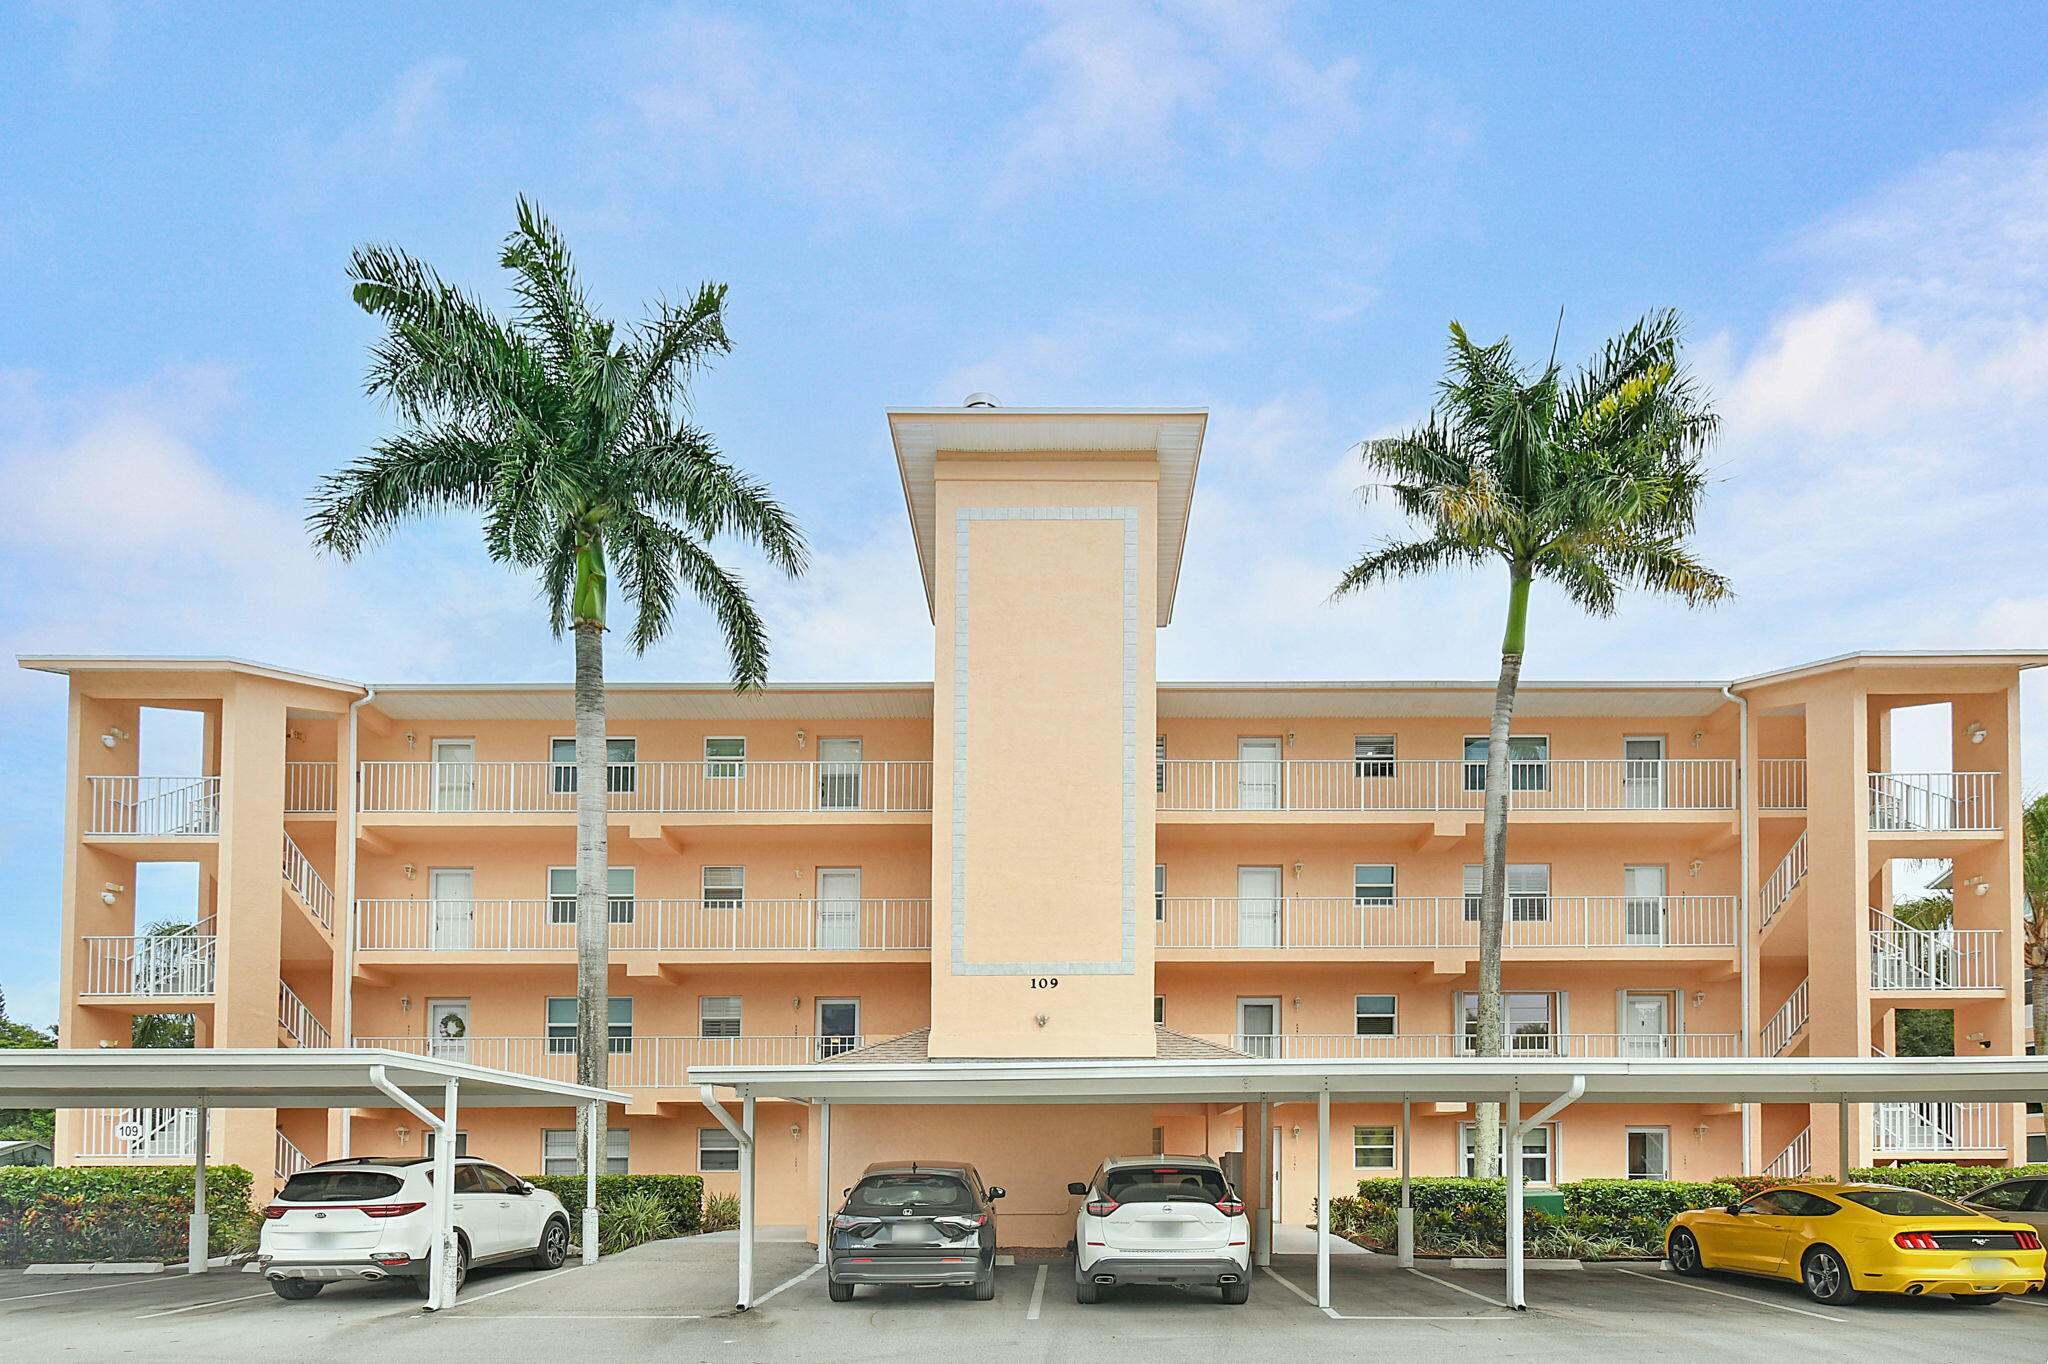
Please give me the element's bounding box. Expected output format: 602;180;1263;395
265;1169;415;1255
1095;1165;1235;1255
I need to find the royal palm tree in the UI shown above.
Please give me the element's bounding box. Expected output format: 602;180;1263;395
1334;310;1728;1174
310;199;806;1172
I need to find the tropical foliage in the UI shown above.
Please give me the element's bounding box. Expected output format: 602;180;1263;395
0;1165;258;1261
0;987;55;1145
522;1172;704;1247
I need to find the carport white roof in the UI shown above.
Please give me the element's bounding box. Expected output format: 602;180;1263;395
689;1054;2048;1106
0;1048;630;1110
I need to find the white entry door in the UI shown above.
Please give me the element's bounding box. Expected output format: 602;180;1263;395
817;868;861;950
1237;866;1282;948
818;737;863;810
1622;737;1665;809
432;739;476;812
1237;997;1282;1058
1623;864;1667;946
1619;991;1671;1058
428;998;471;1063
429;867;475;950
1237;738;1283;810
817;998;861;1059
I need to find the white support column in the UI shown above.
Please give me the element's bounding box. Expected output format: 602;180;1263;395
1397;1098;1414;1268
1504;1086;1524;1311
430;1078;460;1310
1255;1098;1273;1268
187;1105;209;1275
739;1093;757;1308
1315;1089;1331;1310
582;1099;600;1265
816;1100;832;1267
1839;1100;1852;1179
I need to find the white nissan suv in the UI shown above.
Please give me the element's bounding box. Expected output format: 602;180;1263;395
257;1156;571;1299
1068;1155;1251;1304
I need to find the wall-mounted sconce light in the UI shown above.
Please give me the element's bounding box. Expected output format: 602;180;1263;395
404;731;418;750
400;995;412;1012
395;1126;411;1144
1692;991;1706;1008
1694;1123;1710;1141
796;729;807;747
1691;731;1704;748
402;864;418;880
1687;859;1704;877
794;865;804;881
1965;722;1988;744
1292;862;1304;879
1034;1014;1050;1028
792;997;802;1011
286;728;306;744
101;883;125;905
100;727;130;748
1285;731;1296;746
1291;1125;1302;1139
97;1039;116;1048
790;1124;803;1139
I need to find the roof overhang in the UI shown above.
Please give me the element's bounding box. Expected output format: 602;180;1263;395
888;407;1207;627
0;1049;629;1111
1734;650;2048;690
689;1054;2048;1107
1158;680;1734;719
17;655;366;695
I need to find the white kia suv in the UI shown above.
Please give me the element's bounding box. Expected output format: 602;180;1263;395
257;1156;570;1299
1068;1155;1251;1304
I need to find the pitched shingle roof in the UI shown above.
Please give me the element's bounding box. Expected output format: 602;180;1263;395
819;1026;1249;1066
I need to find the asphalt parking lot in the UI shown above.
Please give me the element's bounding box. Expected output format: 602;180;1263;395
9;1237;2048;1362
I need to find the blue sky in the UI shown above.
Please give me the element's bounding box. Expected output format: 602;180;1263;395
4;1;2047;1028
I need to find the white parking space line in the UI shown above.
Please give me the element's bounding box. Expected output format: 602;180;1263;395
1263;1266;1500;1321
1406;1266;1506;1309
134;1291;276;1319
1995;1294;2048;1309
0;1277;185;1305
445;1267;577;1309
1027;1264;1047;1320
444;1314;706;1321
1610;1268;1846;1322
751;1262;821;1308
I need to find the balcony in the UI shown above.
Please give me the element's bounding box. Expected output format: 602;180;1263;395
353;898;933;953
1156;895;1737;951
1873;1102;2004;1154
1755;759;1807;811
284;762;338;814
1869;911;2002;991
76;1107;213;1160
1869;772;2000;832
1158;758;1734;814
1194;1033;1740;1059
79;921;217;998
358;759;933;815
84;776;219;836
353;1034;866;1084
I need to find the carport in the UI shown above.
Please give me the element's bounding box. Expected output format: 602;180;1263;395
0;1048;628;1310
689;1051;2048;1313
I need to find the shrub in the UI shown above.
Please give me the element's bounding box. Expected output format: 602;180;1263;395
597;1188;676;1253
1563;1178;1741;1227
1718;1172;1835;1198
1847;1163;2048;1201
522;1173;703;1251
1332;1176;1745;1259
703;1192;740;1233
0;1165;258;1263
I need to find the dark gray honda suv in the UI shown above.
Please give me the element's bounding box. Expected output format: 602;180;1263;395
827;1161;1004;1301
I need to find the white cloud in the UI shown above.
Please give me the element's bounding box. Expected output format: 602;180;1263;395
265;57;469;221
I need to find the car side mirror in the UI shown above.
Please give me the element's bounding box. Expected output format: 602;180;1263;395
987;1187;1005;1200
1725;1204;1743;1215
1067;1182;1089;1196
514;1183;534;1195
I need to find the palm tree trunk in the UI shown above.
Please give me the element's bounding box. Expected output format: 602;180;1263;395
2031;956;2047;1071
1472;569;1531;1178
573;618;610;1178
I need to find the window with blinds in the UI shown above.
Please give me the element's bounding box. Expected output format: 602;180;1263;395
1353;734;1395;779
702;866;744;910
1462;863;1551;921
548;866;637;925
699;996;742;1038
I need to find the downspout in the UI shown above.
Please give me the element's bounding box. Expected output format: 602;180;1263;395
1722;682;1754;1176
341;686;375;1156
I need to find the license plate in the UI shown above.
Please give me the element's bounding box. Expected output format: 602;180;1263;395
1145;1222;1185;1238
889;1224;939;1245
1968;1258;2013;1274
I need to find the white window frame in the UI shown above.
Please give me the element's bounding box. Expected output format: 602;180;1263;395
1457;990;1564;1054
1155;734;1167;795
1462;862;1551;922
1460;1121;1558;1183
1353;1124;1396;1169
424;1130;469;1158
1354;993;1398;1037
1153;995;1165;1025
699;1126;740;1173
1353;863;1395;907
816;997;861;1058
1353;734;1396;779
1463;734;1550;793
550;736;638;795
547;865;637;925
698;995;742;1039
704;736;746;780
547;996;634;1054
543;1127;629;1175
816;736;863;809
702;866;744;910
1154;864;1167;922
1624;1126;1670;1180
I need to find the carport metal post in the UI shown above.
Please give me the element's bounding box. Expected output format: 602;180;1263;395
700;1083;758;1309
1315;1089;1331;1310
816;1100;831;1266
582;1099;600;1264
1255;1097;1273;1267
1838;1101;1851;1178
369;1063;462;1311
1396;1098;1413;1268
187;1103;208;1275
1505;1075;1586;1311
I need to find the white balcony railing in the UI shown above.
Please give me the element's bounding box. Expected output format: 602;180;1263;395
284;762;338;814
79;922;217;997
357;760;933;815
281;833;334;931
1198;1032;1740;1060
1761;978;1809;1056
84;776;220;836
1869;771;2001;831
1755;759;1807;811
1763;1127;1811;1179
353;898;932;953
278;982;330;1049
276;1131;311;1181
1759;832;1808;929
77;1107;212;1160
353;1034;866;1083
1157;758;1736;813
1156;895;1737;950
1868;917;2003;991
1873;1102;2003;1153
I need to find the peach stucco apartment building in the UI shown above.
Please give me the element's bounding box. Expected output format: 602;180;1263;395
24;400;2044;1244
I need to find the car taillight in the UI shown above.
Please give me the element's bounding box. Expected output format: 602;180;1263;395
1216;1198;1246;1216
1084;1199;1119;1217
261;1205;290;1220
833;1215;882;1236
935;1216;987;1238
1894;1232;1940;1250
360;1202;428;1218
2017;1231;2042;1250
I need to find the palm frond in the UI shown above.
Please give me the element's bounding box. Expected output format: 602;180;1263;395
1331;535;1486;600
307;427;498;558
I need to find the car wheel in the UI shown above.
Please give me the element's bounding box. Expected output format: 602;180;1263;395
972;1274;995;1301
827;1279;855;1302
1221;1279;1250;1305
414;1237;472;1296
1075;1272;1099;1304
527;1216;570;1270
269;1279;324;1301
1800;1246;1859;1305
1667;1229;1706;1276
1950;1292;2006;1306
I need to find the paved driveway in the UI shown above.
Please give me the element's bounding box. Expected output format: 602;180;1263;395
8;1238;2048;1362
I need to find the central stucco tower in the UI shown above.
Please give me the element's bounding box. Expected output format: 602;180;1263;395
891;402;1206;1058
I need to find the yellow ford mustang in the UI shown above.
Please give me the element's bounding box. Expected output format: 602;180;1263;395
1666;1182;2044;1306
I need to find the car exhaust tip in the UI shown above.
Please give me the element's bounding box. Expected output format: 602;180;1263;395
1218;1275;1240;1284
1903;1284;1924;1295
1094;1276;1116;1284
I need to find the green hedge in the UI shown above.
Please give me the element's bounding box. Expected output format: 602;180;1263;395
1331;1176;1746;1259
1847;1163;2048;1201
0;1165;258;1263
522;1173;703;1249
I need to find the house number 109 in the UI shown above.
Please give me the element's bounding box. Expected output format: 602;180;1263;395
1030;977;1059;988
